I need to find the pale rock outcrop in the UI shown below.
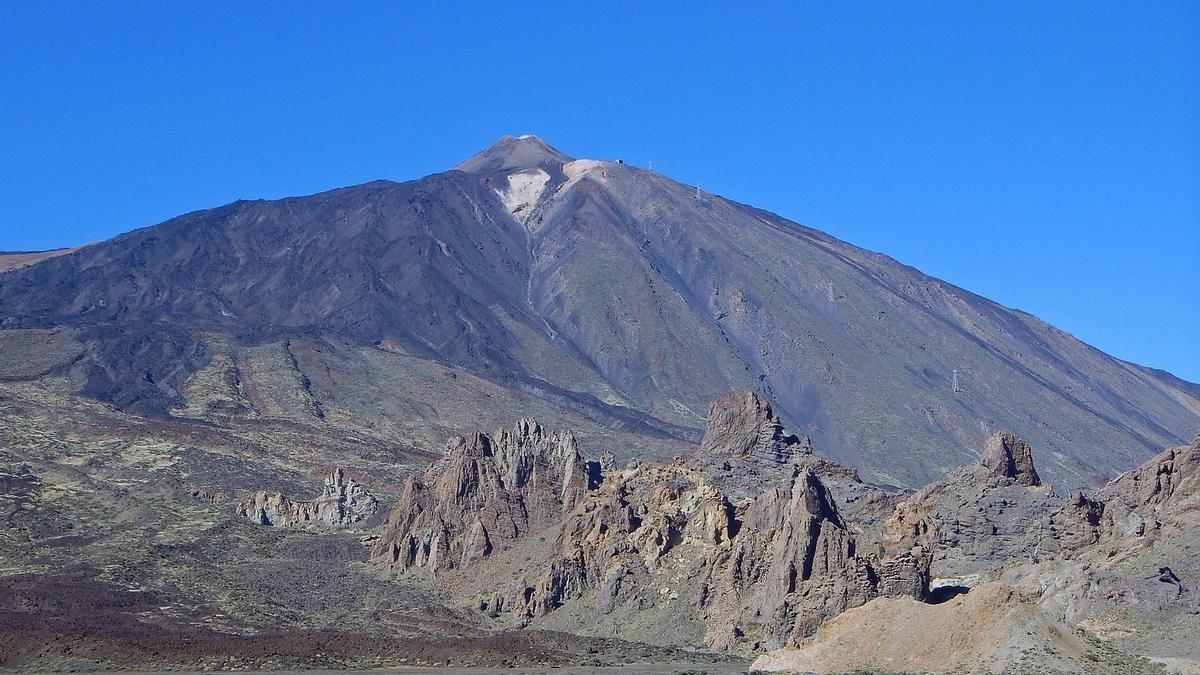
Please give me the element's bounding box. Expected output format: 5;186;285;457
699;390;860;505
510;460;733;621
375;407;931;653
237;468;377;528
371;418;590;573
508;425;1197;661
509;458;929;651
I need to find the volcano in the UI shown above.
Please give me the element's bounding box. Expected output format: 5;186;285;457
1;135;1196;487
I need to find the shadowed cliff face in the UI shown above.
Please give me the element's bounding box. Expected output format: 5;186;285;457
1;135;1197;487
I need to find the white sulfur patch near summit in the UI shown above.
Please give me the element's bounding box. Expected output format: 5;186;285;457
561;159;607;192
563;159;603;180
496;168;550;223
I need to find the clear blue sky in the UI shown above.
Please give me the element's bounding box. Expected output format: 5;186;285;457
2;2;1197;382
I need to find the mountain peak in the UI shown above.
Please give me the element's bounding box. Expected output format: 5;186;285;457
455;134;574;174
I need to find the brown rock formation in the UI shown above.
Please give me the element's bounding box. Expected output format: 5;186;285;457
371;418;590;573
699;390;813;468
982;431;1042;486
375;409;933;653
698;467;929;650
510;460;733;621
698;390;860;506
508;457;929;652
236;468;377;528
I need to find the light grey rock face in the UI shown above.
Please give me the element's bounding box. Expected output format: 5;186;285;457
237;467;377;529
315;468;379;526
473;395;927;651
698;467;929;651
1099;432;1200;534
699;390;864;509
993;434;1200;670
507;458;928;652
1074;430;1200;546
375;405;929;653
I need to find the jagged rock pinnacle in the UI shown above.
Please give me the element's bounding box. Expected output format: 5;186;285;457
982;431;1042;486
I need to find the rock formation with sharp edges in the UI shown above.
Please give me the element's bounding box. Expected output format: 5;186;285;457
371;393;932;652
372;418;591;573
236;467;378;528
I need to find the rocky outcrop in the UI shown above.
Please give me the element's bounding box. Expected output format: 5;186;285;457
982;431;1042;486
699;390;860;507
889;431;1200;575
236;468;377;528
507;458;929;652
375;417;1200;660
509;460;738;619
752;434;1200;674
697;467;929;650
699;391;813;468
374;409;935;652
1098;432;1200;539
371;418;591;573
883;432;1098;577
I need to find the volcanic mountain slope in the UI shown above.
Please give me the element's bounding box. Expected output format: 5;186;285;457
1;135;1197;487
